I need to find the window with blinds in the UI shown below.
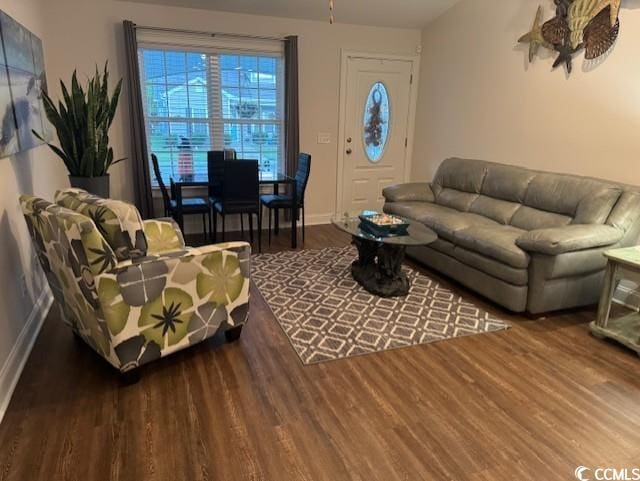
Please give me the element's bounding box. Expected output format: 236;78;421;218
137;40;284;185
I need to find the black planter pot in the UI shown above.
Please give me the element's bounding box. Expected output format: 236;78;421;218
69;175;110;198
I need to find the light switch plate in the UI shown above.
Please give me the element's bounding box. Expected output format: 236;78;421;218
317;132;331;144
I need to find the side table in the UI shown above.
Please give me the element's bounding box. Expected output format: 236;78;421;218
590;247;640;356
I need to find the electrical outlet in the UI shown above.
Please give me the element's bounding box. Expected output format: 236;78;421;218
317;132;332;144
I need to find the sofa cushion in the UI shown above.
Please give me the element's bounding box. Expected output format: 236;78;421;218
434;188;479;212
432;157;487;195
382;183;434;203
55;188;147;261
510;206;572;231
453;246;529;286
607;192;640;232
385;201;498;242
429;212;499;242
469;195;521;225
481;163;535;203
417;237;528;286
574;186;621;224
383;201;454;223
454;225;530;269
523;173;618;218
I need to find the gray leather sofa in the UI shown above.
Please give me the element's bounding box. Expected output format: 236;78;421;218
383;158;640;314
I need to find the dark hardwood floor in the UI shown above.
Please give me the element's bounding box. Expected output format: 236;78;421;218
1;225;639;481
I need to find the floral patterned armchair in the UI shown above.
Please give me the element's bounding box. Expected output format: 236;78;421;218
20;189;250;376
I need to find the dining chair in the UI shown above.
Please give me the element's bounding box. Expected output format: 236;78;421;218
151;153;210;236
207;149;237;206
212;159;261;252
260;153;311;244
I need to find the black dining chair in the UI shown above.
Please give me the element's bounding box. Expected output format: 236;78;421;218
151;153;210;236
260;153;311;244
207;149;237;206
212;159;261;252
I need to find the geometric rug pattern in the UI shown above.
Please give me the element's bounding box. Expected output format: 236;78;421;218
252;246;510;364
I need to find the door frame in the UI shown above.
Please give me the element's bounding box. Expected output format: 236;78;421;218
336;49;421;215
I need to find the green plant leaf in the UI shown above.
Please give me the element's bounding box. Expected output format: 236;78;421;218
36;63;123;178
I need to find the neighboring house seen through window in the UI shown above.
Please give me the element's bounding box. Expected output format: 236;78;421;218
138;48;284;184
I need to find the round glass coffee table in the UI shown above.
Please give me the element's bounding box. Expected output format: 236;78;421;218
332;214;437;297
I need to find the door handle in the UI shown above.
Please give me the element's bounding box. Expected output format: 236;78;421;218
346;148;352;155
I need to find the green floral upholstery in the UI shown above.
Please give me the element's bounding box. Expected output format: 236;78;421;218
143;218;186;255
20;194;251;373
55;188;148;261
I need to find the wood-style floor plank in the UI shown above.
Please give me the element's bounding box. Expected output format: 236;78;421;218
1;224;639;481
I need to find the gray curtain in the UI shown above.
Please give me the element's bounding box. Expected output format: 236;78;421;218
284;35;300;179
123;20;154;219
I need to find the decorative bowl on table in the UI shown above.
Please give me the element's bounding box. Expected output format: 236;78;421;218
358;211;410;237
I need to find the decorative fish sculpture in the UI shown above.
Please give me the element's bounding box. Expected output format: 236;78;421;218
583;5;620;59
568;0;620;48
542;15;570;46
595;0;621;26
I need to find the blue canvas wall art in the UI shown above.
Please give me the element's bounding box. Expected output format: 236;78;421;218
0;10;48;159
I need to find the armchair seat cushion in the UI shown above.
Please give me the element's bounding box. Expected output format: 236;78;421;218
455;225;530;269
517;224;624;255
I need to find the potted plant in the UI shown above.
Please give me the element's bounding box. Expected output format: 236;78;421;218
34;62;123;198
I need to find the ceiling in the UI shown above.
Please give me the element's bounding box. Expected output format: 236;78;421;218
125;0;461;29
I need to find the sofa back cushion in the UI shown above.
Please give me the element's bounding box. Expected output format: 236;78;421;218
55;188;148;261
481;163;535;203
522;174;621;223
432;158;485;212
606;192;640;232
430;158;625;230
469;196;521;225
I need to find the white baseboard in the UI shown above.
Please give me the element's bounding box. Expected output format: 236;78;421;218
0;288;53;424
300;212;333;226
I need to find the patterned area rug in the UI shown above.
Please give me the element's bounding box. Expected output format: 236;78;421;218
252;246;510;364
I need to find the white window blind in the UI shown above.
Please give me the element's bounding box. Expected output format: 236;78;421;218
136;30;285;185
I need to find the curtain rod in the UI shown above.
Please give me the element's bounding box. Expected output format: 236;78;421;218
133;24;286;42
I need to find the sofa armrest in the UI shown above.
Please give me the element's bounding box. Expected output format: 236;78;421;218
95;241;251;369
383;183;435;203
143;218;186;255
517;225;624;255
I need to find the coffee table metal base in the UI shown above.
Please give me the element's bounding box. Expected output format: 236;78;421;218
351;237;410;298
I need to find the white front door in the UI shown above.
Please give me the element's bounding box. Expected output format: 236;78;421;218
339;56;414;215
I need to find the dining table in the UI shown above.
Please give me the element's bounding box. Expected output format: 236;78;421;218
172;171;298;248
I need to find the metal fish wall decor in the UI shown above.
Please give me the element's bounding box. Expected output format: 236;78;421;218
517;0;623;75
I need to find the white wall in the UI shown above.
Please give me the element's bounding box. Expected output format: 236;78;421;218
40;0;422;226
412;0;640;185
0;0;59;420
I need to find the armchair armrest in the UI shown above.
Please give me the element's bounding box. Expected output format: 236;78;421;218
516;224;623;255
94;241;251;370
143;218;186;255
383;183;435;203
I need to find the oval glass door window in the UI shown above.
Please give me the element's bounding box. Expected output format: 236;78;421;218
363;82;390;163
